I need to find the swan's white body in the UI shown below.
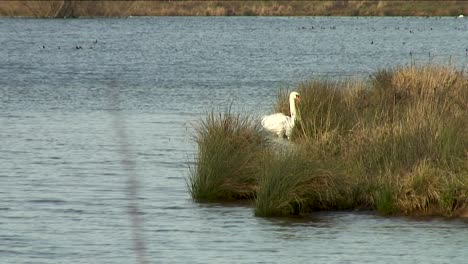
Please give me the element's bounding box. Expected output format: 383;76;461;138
261;92;300;139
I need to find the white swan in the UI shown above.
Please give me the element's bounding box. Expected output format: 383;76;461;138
261;91;300;139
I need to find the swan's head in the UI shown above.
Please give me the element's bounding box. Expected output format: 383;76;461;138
290;91;300;103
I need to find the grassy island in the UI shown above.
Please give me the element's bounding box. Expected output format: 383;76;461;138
189;65;468;218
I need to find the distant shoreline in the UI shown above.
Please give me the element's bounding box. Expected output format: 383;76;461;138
0;1;466;18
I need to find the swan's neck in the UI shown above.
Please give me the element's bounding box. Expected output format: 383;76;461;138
289;97;297;121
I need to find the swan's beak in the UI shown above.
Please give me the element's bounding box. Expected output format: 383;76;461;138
296;96;301;102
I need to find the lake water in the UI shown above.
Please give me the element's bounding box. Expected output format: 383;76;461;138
1;17;467;264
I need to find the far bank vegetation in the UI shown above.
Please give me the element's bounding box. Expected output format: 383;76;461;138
0;1;467;17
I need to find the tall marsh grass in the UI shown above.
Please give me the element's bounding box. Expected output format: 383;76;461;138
191;65;468;217
189;109;265;201
254;149;338;217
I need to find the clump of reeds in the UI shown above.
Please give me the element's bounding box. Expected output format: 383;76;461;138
254;147;347;217
189;108;266;201
191;64;468;218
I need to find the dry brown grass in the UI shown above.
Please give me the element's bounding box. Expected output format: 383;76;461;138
289;65;468;216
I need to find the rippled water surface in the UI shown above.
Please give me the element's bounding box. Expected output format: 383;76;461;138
1;17;468;263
